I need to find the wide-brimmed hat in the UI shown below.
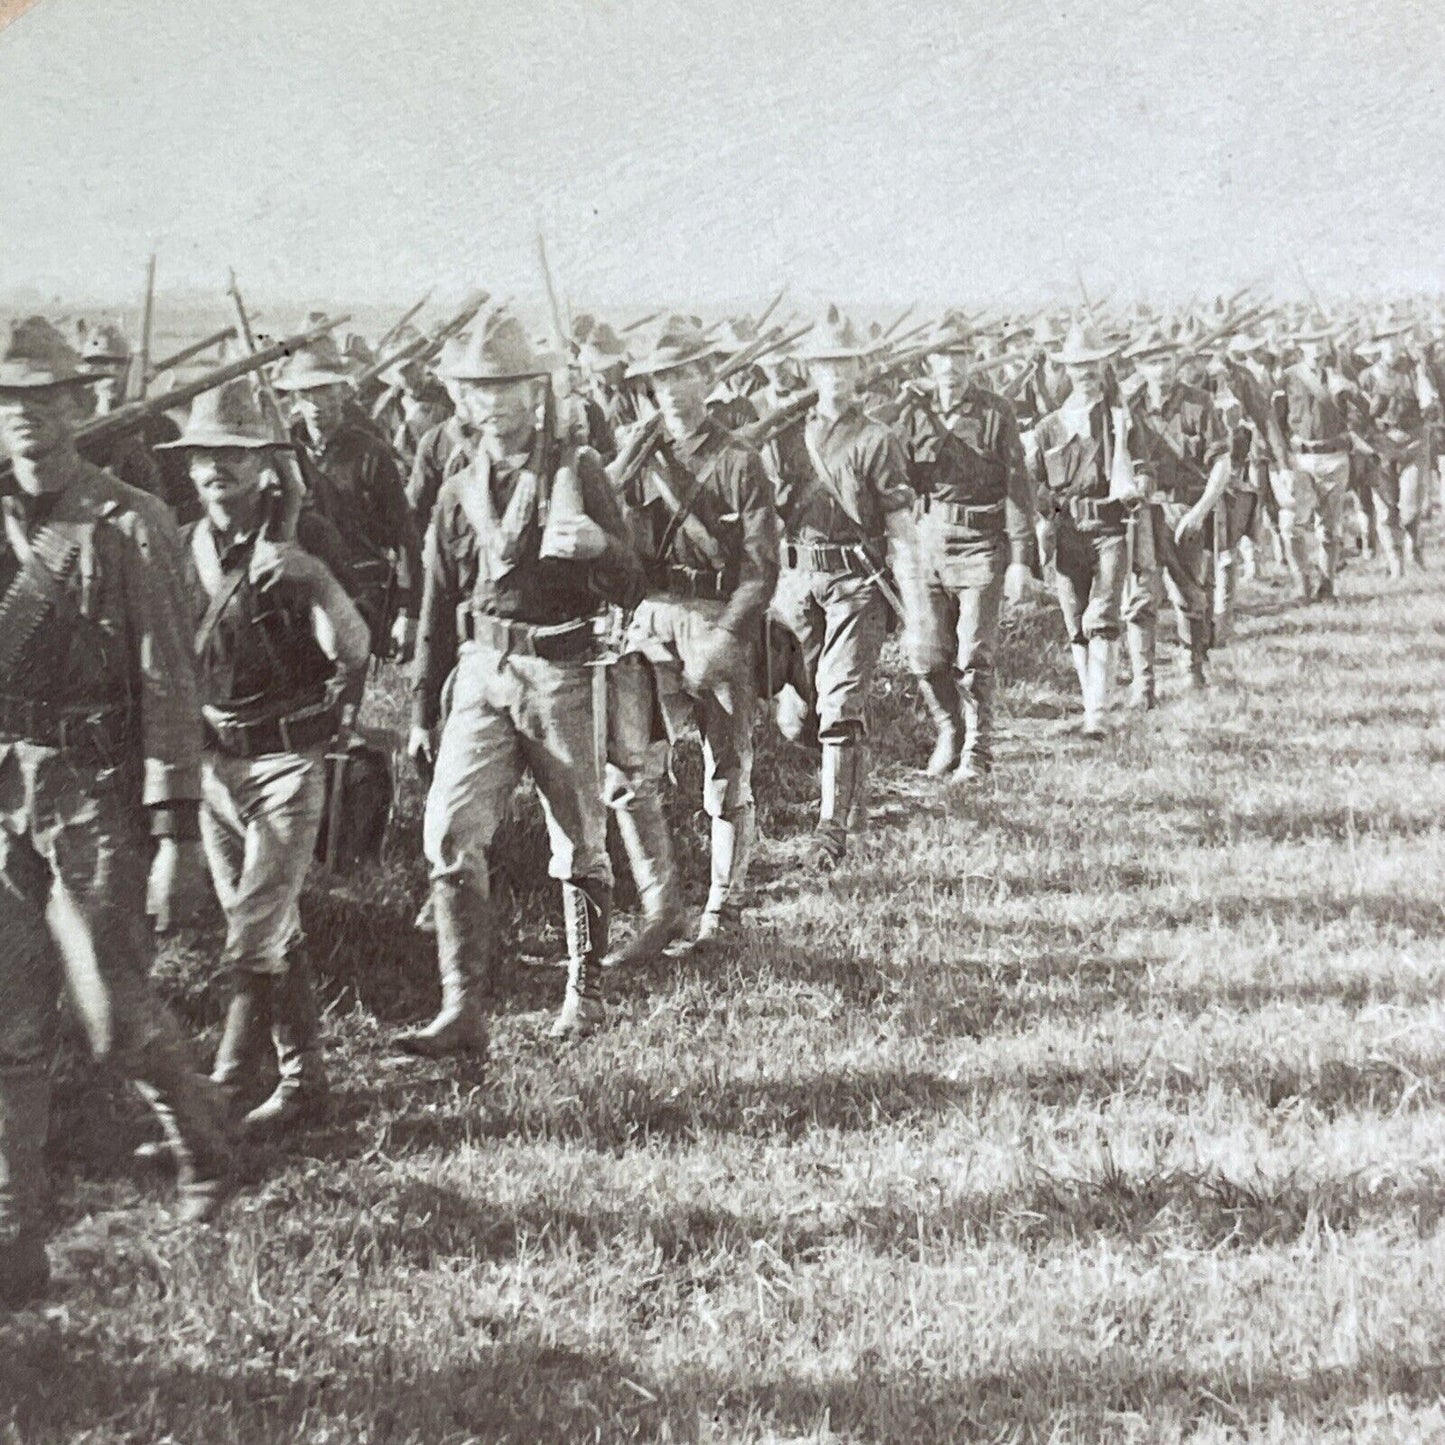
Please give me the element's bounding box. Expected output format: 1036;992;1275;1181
1289;315;1336;345
625;315;723;380
156;376;287;450
438;309;556;383
576;321;629;371
711;318;760;356
1123;323;1181;361
924;312;977;355
80;323;131;366
0;316;93;390
272;335;354;392
1053;322;1119;367
1226;332;1273;358
796;306;869;362
1032;314;1068;348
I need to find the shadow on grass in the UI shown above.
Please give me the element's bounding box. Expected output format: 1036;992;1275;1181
6;1318;1445;1444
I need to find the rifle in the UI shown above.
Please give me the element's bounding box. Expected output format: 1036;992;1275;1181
126;252;157;403
356;292;488;392
375;289;433;354
148;326;236;378
226;271;305;541
753;287;786;335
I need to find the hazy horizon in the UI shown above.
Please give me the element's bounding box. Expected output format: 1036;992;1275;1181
2;0;1442;314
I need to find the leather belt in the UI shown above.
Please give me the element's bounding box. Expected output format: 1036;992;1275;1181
782;541;870;573
1067;496;1126;527
924;499;1005;532
458;609;597;662
204;695;340;759
646;562;730;600
0;695;134;756
1295;437;1348;455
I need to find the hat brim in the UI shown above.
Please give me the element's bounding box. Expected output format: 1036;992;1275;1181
1054;346;1119;366
0;368;95;390
1123;340;1181;361
625;345;721;380
272;369;354;392
156;432;289;451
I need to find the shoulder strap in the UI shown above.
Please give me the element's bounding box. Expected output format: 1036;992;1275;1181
191;521;251;660
801;422;870;541
652;433;730;569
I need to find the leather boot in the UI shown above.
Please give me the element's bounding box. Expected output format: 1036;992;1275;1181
243;956;330;1138
957;665;993;782
1126;618;1156;710
551;881;609;1040
210;971;274;1103
129;1014;234;1225
1186;617;1209;691
810;739;860;869
918;669;963;777
396;880;492;1059
696;805;754;948
606;795;686;966
1081;637;1115;739
0;1069;50;1308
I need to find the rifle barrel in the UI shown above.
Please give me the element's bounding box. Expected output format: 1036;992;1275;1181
148;326;237;376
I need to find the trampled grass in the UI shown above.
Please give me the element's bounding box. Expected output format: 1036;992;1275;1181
6;550;1445;1442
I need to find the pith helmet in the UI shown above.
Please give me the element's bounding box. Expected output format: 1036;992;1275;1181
156;376;287;449
272;334;354;392
796;306;870;362
81;323;131;366
437;309;556;382
625;315;723;380
0;316;92;390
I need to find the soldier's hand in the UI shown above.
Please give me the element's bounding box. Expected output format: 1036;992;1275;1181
250;539;320;590
540;512;609;561
390;612;417;663
1004;562;1032;605
147;838;210;933
683;627;743;695
407;725;436;782
1175;508;1205;543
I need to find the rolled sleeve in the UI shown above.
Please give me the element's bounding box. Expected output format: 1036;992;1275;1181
718;446;780;637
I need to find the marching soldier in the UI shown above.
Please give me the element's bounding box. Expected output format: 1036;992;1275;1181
160;379;370;1137
1120;326;1217;700
1277;325;1352;601
273;334;421;659
407;336;483;532
1359;327;1429;573
606;318;779;956
403;311;643;1051
897;316;1037;780
371;352;453;474
0;322;232;1305
769;309;923;867
1032;323;1143;737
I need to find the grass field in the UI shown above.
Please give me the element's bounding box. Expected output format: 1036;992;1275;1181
5;547;1445;1443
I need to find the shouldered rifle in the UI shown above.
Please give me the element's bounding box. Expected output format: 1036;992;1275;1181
126;252;157;404
375;289;434;354
356;292;488;392
148;326;237;379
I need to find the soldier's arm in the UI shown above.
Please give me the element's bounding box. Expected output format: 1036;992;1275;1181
367;442;422;616
116;493;204;829
717;446;780;637
409;501;461;732
865;427;923;586
294;536;371;676
579;449;645;609
406;425;444;524
998;400;1039;571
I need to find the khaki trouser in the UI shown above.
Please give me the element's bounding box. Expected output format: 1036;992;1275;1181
0;741;219;1251
1054;522;1127;644
423;640;611;896
771;564;888;743
1272;450;1350;588
606;595;755;820
200;747;327;978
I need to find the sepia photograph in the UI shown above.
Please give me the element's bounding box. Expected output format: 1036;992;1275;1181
2;0;1444;1438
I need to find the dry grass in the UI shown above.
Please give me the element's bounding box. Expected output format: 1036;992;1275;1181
6;549;1445;1443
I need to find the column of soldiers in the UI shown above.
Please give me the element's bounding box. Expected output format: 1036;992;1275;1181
1;293;1441;1305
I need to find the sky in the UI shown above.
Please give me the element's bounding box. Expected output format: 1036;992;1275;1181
0;0;1442;311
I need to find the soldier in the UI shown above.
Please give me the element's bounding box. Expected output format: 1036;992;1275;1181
897;316;1036;780
1032;323;1144;737
1359;328;1429;572
406;335;482;532
1277;325;1352;601
159;379;370;1137
403;311;643;1051
372;352;453;474
273;335;421;660
1120;326;1218;700
768;309;922;867
0;322;232;1306
606;318;779;957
